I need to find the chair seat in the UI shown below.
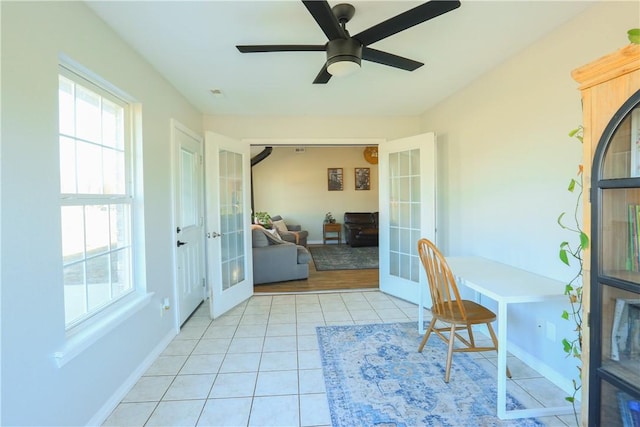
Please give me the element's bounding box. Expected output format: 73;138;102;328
432;300;496;324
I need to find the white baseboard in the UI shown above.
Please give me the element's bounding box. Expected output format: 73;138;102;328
506;340;580;401
474;326;579;401
86;329;177;426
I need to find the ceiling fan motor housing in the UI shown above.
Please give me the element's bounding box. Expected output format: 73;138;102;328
326;38;362;75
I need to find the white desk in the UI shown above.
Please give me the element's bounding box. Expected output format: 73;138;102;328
445;256;575;420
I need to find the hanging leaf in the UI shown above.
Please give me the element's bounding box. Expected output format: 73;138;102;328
580;232;590;249
629;28;640;44
562;310;570;320
559;248;569;265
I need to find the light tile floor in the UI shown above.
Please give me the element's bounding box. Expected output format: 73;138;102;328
103;290;579;427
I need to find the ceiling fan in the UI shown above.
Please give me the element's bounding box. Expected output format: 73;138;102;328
236;1;461;84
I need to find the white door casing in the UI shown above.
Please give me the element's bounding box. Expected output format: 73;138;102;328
172;121;206;327
378;133;436;331
205;132;253;318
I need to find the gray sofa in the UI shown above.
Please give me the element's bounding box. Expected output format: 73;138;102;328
251;225;310;285
270;215;308;247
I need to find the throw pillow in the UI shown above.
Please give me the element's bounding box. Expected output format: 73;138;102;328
266;228;280;239
272;219;288;233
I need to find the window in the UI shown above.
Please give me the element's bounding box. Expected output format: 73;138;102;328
58;67;134;328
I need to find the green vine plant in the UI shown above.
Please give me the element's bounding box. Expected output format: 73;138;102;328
557;125;589;425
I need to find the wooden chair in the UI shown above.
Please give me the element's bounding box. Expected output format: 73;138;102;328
417;238;511;382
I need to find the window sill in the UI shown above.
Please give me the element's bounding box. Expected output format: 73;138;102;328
53;292;154;368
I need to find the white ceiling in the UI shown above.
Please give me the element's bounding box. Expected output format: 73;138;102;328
86;1;594;117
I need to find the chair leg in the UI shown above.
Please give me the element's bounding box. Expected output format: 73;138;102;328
418;318;437;352
466;324;476;348
444;323;457;383
487;322;512;378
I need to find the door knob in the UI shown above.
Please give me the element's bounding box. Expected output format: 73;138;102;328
208;232;221;239
177;227;181;234
177;240;188;247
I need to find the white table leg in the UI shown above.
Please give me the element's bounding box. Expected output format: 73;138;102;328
497;300;508;419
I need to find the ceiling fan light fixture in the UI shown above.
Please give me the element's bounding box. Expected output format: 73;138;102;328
327;56;360;76
326;38;362;77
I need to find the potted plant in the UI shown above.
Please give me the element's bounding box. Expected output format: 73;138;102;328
254;211;271;228
324;212;336;224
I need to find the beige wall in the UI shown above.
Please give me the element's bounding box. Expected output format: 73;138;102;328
1;2;204;426
253;146;379;243
419;0;640;393
204;116;420;140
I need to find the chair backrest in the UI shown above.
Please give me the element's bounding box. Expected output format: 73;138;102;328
417;238;467;320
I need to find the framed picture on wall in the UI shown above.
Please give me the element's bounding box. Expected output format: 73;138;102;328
328;168;343;191
355;167;370;190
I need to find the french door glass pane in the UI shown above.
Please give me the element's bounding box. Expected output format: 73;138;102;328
388;149;421;282
219;150;245;290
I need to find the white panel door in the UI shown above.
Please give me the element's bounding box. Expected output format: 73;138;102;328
378;133;436;327
205;132;253;318
173;122;206;326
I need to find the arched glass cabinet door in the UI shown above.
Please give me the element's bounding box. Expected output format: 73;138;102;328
590;89;640;427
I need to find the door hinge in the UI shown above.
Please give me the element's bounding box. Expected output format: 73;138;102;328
586;311;590;328
202;278;206;288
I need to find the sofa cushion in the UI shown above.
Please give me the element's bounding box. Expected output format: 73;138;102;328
272;219;288;233
252;226;269;248
297;246;311;264
252;224;286;247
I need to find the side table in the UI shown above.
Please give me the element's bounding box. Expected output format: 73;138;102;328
323;222;342;245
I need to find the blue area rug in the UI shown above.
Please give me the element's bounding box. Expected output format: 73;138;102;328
316;322;545;427
308;245;378;271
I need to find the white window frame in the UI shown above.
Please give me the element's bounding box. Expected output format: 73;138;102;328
58;65;137;330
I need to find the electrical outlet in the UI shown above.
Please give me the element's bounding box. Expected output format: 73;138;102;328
546;321;556;342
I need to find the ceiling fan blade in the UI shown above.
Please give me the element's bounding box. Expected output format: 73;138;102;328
302;0;346;41
313;64;332;84
237;45;325;53
362;47;423;71
353;0;461;46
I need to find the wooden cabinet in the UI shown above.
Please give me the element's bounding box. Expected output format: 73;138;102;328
572;44;640;426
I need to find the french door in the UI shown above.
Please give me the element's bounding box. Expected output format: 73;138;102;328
378;133;436;330
205;132;253;318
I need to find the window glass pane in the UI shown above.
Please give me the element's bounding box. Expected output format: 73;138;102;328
75;85;101;143
101;99;123;149
85;205;110;256
61;206;85;263
59;76;75;136
59;137;77;193
103;148;125;195
110;204;129;250
76;141;103;194
111;248;131;298
87;254;110;311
